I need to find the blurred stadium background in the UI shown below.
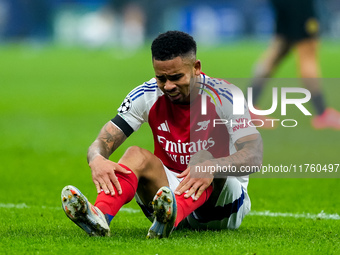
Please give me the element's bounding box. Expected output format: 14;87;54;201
1;0;340;48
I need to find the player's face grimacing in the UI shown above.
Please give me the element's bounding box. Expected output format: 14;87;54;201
153;56;201;104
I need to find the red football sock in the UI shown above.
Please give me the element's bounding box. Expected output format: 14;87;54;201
174;185;213;227
94;164;138;223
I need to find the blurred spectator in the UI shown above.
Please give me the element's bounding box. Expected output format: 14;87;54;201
249;0;340;130
107;0;145;49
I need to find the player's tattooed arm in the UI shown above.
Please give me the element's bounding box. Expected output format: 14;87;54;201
87;121;130;196
87;121;127;164
211;133;263;176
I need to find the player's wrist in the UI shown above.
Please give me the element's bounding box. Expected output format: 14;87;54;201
88;154;105;168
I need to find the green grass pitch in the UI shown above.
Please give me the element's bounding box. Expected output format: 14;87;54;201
0;40;339;254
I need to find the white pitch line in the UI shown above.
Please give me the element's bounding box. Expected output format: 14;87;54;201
248;210;340;220
0;203;339;220
120;207;140;213
0;203;29;209
0;203;141;213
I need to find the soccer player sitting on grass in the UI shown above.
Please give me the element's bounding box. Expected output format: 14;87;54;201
61;31;263;238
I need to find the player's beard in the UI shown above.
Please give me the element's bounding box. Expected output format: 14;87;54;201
168;93;189;104
170;77;197;104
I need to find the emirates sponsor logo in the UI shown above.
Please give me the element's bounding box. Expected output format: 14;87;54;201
157;135;215;154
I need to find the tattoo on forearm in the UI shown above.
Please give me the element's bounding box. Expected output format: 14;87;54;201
235;140;248;151
101;124;126;155
87;123;126;163
212;135;263;174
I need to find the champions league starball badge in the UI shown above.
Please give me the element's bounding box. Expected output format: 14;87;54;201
118;97;132;114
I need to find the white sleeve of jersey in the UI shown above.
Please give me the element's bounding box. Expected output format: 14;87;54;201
114;78;162;133
214;81;259;146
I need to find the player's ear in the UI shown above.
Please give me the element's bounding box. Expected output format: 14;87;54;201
194;60;201;76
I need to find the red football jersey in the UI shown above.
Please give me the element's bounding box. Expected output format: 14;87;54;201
112;74;258;173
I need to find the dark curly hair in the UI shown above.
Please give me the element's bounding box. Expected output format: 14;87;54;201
151;31;197;61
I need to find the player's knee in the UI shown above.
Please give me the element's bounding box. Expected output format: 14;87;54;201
120;146;150;173
124;145;144;156
224;177;243;195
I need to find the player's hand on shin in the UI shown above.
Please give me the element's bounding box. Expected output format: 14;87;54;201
175;166;213;201
89;155;131;196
